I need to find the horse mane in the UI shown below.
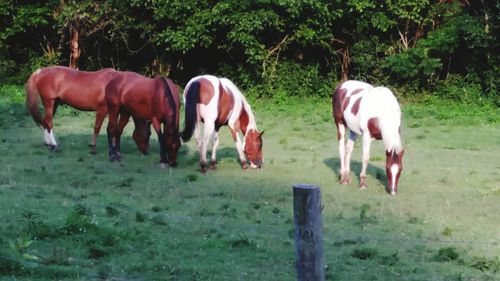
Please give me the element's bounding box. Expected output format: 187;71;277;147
376;87;402;155
219;78;257;131
161;77;178;131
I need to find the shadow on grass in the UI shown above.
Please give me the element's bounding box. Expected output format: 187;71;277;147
323;157;386;189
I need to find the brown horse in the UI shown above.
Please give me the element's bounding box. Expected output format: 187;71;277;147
105;71;181;167
181;75;264;173
25;66;151;154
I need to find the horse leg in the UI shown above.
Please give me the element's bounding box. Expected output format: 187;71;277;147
193;122;206;173
359;134;372;189
114;112;131;161
337;123;347;184
210;130;220;169
229;128;248;169
343;132;358;185
106;106;120;162
151;119;167;168
41;99;58;151
199;122;215;173
90;107;107;154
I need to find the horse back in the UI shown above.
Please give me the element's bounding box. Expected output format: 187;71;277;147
34;66;117;111
332;80;373;123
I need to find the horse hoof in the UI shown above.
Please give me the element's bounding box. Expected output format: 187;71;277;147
89;150;97;155
48;145;57;152
210;162;217;170
159;162;167;169
200;163;208;174
359;176;368;189
241;162;249;169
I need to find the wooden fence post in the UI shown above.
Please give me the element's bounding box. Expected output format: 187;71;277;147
293;184;325;281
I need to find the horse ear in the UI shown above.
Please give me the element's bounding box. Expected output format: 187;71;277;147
259;130;265;137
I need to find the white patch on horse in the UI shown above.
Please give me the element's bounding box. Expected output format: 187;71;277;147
43;129;51;145
390;164;399;195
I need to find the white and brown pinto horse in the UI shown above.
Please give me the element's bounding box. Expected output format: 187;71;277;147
332;80;404;195
181;75;263;173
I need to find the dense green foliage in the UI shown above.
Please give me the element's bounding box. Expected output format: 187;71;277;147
0;0;498;102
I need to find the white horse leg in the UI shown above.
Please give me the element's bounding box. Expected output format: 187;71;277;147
337;124;347;184
200;122;214;173
228;128;247;169
43;128;57;150
43;128;51;146
359;134;372;189
344;132;358;185
210;130;219;169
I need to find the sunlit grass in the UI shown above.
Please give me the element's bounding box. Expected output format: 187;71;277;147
0;87;499;280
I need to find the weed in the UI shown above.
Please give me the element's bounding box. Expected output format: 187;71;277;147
61;204;95;235
116;177;135;188
151;206;162;212
380;252;399;266
359;203;371;221
8;236;39;261
136;212;146;222
470;256;500;273
435;246;460;262
186;174;198;182
250;202;261;210
105;206;120;217
279;137;288;148
442;226;453;237
408;216;423;224
352;247;378;260
229;235;257;249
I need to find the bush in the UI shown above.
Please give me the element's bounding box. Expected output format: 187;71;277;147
260;61;334;99
383;47;442;90
434;74;487;105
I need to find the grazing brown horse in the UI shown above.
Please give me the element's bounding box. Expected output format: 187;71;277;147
105;71;181;167
25;66;151;154
181;75;264;173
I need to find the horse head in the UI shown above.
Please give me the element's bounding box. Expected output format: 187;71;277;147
132;120;151;155
244;130;264;168
165;132;181;167
385;148;404;195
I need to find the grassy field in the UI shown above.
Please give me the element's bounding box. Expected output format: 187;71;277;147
0;85;499;280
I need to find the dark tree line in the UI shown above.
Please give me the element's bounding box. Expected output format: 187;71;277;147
0;0;498;103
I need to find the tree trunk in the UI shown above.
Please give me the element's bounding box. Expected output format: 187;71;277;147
69;27;80;69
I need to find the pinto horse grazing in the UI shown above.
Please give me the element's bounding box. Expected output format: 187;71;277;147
25;66;150;154
105;71;181;167
181;75;264;173
332;80;404;195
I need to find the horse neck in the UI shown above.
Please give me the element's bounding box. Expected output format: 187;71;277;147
239;97;257;136
380;106;402;154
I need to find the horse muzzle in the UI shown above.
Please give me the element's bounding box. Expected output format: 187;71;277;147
250;160;263;169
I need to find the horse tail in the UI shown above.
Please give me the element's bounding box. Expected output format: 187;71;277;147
25;69;43;126
181;81;200;142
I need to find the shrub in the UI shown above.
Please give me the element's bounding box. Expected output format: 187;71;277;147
435;246;460;262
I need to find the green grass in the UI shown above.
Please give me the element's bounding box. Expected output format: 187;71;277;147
1;85;499;280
